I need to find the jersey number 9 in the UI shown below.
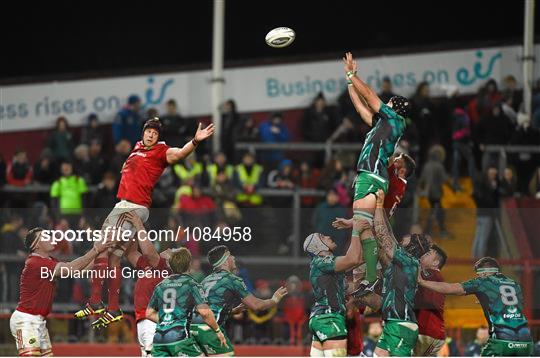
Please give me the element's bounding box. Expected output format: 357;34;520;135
163;288;177;313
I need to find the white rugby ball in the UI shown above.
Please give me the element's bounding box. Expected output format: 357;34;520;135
265;27;295;48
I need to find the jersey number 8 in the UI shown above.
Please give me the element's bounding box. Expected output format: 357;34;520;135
499;285;518;306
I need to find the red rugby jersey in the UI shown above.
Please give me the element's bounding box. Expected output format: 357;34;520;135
384;164;407;218
16;254;59;317
117;141;170;207
415;269;446;340
134;256;171;322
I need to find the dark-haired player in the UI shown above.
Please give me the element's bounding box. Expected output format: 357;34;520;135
414;244;448;356
75;118;214;327
419;257;534;356
191;245;287;356
9;228;115;356
342;52;412;296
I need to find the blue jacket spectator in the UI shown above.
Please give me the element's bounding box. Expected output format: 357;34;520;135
112;94;143;146
258;112;290;165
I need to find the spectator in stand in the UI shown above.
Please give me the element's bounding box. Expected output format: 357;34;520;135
501;90;518;126
418;145;449;238
411;81;435;165
7;149;32;187
378;76;396;104
318;158;346;190
178;184;216;229
33;148;57;185
87;138;107;185
47;116;75;163
502;75;522;112
510;113;540;193
301;92;338;142
211;170;241;223
0;214;27;302
112;94;143;146
73;144;91;183
206;151;234;187
464;327;489;357
92;171;118;224
247;279;276;341
472;165;500;258
301;92;337;165
362;321;383;357
153;166;178;210
451;104;476;191
50;161;88;223
500;166;517;198
234;116;259;143
174;152;203;188
160;99;194;147
267;159;295;189
529;167;540;199
313;188;348;253
295;161;320;207
109;139;132;175
477;102;514;171
146;107;159;119
220;99;243;161
327;114;364;143
80;113;105;146
258;112;290;166
234;151;264;207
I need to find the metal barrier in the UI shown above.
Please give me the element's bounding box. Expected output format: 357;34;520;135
235;142;362;164
484;145;540;175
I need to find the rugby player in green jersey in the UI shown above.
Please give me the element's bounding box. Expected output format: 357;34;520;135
303;218;368;357
342;52;414;296
146;248;227;357
368;189;431;356
418;256;533;356
191;245;288;356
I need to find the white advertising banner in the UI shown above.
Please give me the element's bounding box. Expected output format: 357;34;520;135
0;45;535;132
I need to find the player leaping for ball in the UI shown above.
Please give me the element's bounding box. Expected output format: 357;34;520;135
339;52;412;297
75;117;214;328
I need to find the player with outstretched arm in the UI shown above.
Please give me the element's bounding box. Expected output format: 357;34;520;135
418;257;534;356
75;118;214;328
341;52;412;297
10;228;115;356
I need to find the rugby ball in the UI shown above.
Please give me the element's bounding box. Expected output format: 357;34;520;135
265;27;295;48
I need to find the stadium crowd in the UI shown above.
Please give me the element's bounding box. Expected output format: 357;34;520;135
1;75;540;353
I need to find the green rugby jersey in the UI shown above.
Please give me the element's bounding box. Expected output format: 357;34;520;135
149;273;206;344
194;269;251;326
357;102;406;180
381;247;419;322
462;274;529;335
309;255;346;318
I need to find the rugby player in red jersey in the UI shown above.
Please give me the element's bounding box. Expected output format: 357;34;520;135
75;117;214;327
122;212;173;356
332;153;415;228
414;244;448;356
10;227;115;356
